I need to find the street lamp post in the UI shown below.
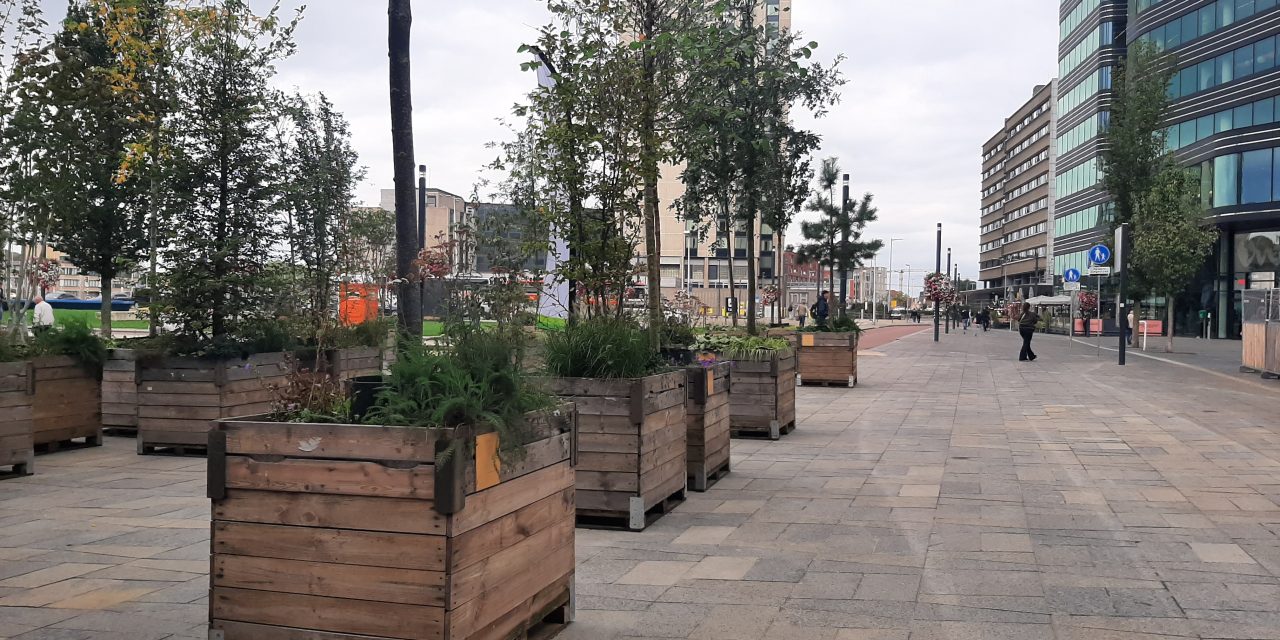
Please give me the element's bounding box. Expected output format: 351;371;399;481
886;238;901;322
934;224;942;342
945;247;951;334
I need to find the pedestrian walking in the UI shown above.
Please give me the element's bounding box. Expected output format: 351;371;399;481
795;302;808;328
1018;302;1039;362
32;295;54;337
961;308;971;333
979;308;991;332
814;290;830;327
1126;309;1136;346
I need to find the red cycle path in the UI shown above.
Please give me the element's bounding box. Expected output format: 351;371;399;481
859;324;929;350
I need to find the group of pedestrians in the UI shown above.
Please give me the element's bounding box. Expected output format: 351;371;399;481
790;291;833;328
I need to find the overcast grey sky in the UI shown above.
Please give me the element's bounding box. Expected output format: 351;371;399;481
37;0;1061;291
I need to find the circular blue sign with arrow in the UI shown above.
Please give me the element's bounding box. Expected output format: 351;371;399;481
1064;268;1081;283
1089;245;1112;265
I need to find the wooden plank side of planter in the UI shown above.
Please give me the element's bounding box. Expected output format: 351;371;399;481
213;553;447;607
101;351;139;432
223;420;442;462
137;353;290;450
211;587;444;640
687;362;731;488
728;352;796;432
797;332;858;384
224;457;435;499
213;521;446;571
215;489;447;535
211;415;573;640
31;358;100;447
0;364;33;472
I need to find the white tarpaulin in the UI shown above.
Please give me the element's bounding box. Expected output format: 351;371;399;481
1026;295;1072;306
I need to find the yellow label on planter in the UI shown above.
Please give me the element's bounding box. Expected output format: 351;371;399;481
475;432;501;491
706;369;714;395
801;334;815;347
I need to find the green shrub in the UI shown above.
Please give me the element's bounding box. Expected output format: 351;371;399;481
693;330;791;362
801;315;862;333
31;320;108;370
544;316;660;379
363;332;551;460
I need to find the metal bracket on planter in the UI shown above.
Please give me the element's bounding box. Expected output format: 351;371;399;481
433;432;466;515
206;429;227;501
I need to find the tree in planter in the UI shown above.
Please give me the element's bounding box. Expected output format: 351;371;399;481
1103;40;1176;229
39;1;150;339
161;1;300;346
277;92;364;325
1130;164;1217;353
760;126;817;327
678;1;842;335
90;0;193;337
798;185;882;320
514;5;646;321
0;1;53;341
388;0;421;340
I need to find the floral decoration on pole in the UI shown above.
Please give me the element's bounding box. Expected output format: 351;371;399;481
1077;290;1098;316
923;272;956;306
761;284;780;306
29;259;60;293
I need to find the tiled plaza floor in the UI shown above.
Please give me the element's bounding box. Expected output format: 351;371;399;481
2;330;1280;639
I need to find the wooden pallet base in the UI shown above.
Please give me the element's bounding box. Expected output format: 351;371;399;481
34;435;103;455
732;419;796;441
523;585;574;640
0;456;33;478
137;441;207;457
799;375;857;388
576;485;687;531
1263;371;1280;380
688;457;730;492
103;426;138;437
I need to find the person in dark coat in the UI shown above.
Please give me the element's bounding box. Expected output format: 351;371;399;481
813;290;830;327
1018;302;1039;362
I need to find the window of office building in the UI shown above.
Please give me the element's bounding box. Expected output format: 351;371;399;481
1168;33;1280;100
1141;0;1280;52
1165;93;1280;152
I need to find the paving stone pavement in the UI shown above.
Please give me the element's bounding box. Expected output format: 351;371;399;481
2;329;1280;639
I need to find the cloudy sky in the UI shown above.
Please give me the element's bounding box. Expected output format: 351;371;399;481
38;0;1061;293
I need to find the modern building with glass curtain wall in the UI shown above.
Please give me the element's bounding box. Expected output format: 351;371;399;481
1052;0;1280;338
1133;0;1280;339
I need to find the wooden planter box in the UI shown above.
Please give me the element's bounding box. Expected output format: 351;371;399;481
1266;321;1280;379
207;405;577;640
542;371;687;530
103;349;139;435
686;363;731;491
328;346;384;380
31;356;101;450
0;362;33;476
796;332;859;387
727;350;796;440
136;352;290;454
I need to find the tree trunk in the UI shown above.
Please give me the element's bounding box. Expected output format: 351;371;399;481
389;0;422;341
745;196;758;337
723;201;736;328
147;175;160;337
1166;297;1175;353
776;229;784;325
100;274;112;339
640;2;663;350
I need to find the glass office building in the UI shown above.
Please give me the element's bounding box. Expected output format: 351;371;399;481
1052;0;1280;338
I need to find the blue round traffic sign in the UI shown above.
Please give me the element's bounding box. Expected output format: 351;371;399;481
1064;268;1081;283
1089;245;1112;265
